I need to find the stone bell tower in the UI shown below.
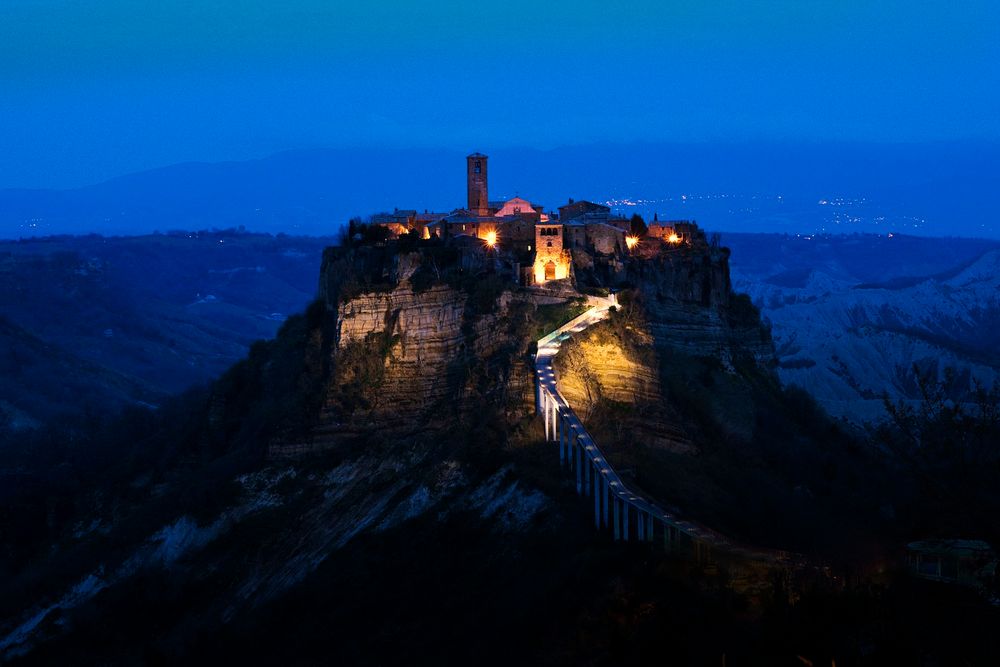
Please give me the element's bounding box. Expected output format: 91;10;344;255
466;152;488;216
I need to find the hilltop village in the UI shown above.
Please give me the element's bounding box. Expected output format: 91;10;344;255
358;152;705;289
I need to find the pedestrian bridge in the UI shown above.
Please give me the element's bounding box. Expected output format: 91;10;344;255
535;296;796;568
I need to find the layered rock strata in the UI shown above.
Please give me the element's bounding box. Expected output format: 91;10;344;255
270;247;536;456
555;236;776;454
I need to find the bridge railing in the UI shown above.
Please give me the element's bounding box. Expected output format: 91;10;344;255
534;308;799;571
535;293;615;350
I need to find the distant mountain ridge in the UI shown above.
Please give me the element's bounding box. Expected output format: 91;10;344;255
0;232;336;426
2;142;997;238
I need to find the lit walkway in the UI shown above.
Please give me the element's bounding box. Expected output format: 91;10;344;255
535;296;793;564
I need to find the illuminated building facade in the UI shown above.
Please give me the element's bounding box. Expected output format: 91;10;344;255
533;222;572;284
367;151;648;287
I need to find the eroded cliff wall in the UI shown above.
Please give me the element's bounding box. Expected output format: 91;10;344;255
270;246;536;456
555;238;776;453
626;239;772;366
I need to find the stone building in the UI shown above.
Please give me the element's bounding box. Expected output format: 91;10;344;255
365;151;636;287
562;220;625;255
533;222;572;284
493;196;540;220
558;198;630;232
648;220;696;244
467;152;490;216
585;222;626;254
558;199;610;222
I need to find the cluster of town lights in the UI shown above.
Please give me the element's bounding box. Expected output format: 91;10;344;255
626;233;681;250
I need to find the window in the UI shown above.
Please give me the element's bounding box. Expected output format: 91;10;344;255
475;161;481;174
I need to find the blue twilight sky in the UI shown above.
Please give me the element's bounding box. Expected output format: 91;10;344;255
0;0;998;189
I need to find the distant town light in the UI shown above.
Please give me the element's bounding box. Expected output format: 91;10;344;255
484;230;497;248
625;235;639;250
668;233;680;244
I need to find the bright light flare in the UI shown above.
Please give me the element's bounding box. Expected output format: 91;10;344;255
625;235;639;250
484;230;497;248
667;233;680;244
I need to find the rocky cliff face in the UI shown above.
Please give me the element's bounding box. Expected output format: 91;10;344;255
554;326;694;453
626;236;773;366
325;284;522;424
269;246;536;456
550;236;880;558
555;235;776;454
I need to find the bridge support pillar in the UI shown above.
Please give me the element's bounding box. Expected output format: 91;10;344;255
563;415;569;469
548;394;559;442
558;408;566;464
542;392;548;440
664;523;677;554
557;419;563;465
602;476;609;528
623;502;629;542
647;513;654;542
567;417;574;470
549;394;559;442
575;436;582;494
613;498;620;540
545;391;554;442
638;511;645;541
593;469;601;528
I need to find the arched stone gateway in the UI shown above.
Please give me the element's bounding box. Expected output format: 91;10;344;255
544;261;556;281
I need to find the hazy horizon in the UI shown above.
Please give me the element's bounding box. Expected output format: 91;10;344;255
3;138;998;193
2;141;997;240
2;1;998;188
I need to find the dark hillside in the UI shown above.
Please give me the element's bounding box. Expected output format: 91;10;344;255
0;232;335;425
